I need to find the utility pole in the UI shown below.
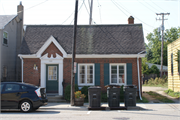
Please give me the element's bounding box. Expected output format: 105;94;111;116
156;13;170;78
71;0;78;106
89;0;93;25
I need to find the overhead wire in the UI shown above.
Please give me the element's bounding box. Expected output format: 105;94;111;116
137;0;156;13
143;0;161;12
24;0;48;11
112;0;155;29
70;0;85;25
97;0;102;23
150;0;167;12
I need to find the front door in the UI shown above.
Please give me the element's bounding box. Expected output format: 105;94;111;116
46;64;58;93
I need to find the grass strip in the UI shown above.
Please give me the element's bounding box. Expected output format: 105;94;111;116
164;89;180;98
146;91;174;103
136;96;149;103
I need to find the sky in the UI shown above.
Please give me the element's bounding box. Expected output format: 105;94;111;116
0;0;179;43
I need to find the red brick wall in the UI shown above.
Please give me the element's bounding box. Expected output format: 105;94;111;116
42;43;63;57
23;58;41;86
63;58;142;92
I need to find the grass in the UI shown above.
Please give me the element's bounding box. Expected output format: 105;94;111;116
164;89;180;98
146;91;174;103
143;82;168;88
136;96;149;103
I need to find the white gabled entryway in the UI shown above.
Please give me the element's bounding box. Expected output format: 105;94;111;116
40;53;64;95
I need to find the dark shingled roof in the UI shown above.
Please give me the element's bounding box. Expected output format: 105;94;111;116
20;24;145;55
0;15;17;29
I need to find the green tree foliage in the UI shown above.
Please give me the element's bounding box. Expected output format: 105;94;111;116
146;27;180;66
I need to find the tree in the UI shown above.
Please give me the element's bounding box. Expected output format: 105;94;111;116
146;27;180;66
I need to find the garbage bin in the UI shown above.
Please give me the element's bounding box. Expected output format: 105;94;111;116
107;87;120;107
124;85;137;107
88;87;101;108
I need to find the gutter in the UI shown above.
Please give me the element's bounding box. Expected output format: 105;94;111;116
137;50;145;100
19;56;23;83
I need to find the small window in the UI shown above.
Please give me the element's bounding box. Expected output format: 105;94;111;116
171;53;173;75
5;84;20;92
48;66;57;80
3;32;8;45
110;64;126;85
78;64;94;86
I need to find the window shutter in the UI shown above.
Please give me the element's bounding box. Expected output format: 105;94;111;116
104;63;109;85
75;63;78;85
95;63;100;86
127;63;132;85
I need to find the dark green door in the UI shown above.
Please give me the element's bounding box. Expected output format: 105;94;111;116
46;64;58;93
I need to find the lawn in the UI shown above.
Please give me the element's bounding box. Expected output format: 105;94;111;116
146;91;174;103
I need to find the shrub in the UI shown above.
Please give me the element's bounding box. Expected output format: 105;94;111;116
143;77;168;87
64;84;79;101
120;85;124;102
101;93;107;102
80;86;90;102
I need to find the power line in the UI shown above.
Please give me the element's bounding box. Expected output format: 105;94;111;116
112;0;155;28
25;0;48;11
150;0;167;12
137;0;156;13
63;0;84;24
143;0;161;12
97;0;102;23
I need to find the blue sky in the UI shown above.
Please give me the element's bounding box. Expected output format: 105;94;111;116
0;0;179;43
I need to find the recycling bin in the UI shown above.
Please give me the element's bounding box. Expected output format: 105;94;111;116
107;87;120;107
88;87;101;107
124;85;137;107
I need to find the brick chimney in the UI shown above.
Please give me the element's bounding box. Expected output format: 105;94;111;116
128;16;134;24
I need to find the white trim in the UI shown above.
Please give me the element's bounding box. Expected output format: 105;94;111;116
18;54;146;58
36;35;67;57
67;54;146;58
40;53;63;96
109;63;126;86
78;64;95;86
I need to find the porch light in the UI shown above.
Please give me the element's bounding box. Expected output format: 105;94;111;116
34;64;38;70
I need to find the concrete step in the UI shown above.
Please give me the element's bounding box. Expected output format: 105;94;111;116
47;94;67;103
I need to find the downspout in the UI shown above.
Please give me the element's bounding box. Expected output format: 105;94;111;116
20;56;23;83
137;50;145;100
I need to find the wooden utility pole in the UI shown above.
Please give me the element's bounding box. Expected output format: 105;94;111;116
71;0;78;106
89;0;93;25
156;13;170;78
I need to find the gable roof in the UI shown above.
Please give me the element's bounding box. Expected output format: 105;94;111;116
20;24;145;55
0;15;17;29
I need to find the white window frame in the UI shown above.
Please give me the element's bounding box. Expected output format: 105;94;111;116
110;63;126;85
3;31;8;46
78;64;95;86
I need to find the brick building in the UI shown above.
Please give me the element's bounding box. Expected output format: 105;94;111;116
18;17;146;98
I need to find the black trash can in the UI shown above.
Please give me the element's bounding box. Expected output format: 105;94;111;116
88;87;101;108
107;87;120;107
124;85;137;107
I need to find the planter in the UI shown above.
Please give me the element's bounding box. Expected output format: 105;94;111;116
75;98;84;106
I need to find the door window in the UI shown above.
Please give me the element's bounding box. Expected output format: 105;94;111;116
48;66;57;80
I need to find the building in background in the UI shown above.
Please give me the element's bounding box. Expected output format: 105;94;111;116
168;37;180;92
0;2;24;81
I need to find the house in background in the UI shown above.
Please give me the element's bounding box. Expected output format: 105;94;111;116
168;37;180;92
18;16;146;98
0;2;24;82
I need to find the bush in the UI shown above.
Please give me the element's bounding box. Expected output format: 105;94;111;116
101;93;107;102
120;85;124;102
64;84;79;101
143;77;168;87
80;86;90;102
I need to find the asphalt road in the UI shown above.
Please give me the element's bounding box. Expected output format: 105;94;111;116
1;103;180;120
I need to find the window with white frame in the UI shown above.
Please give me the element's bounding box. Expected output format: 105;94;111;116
3;32;8;45
110;64;126;85
78;64;94;85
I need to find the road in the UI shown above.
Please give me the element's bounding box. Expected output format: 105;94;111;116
1;103;180;120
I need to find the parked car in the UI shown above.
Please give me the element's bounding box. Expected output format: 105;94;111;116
1;82;48;112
